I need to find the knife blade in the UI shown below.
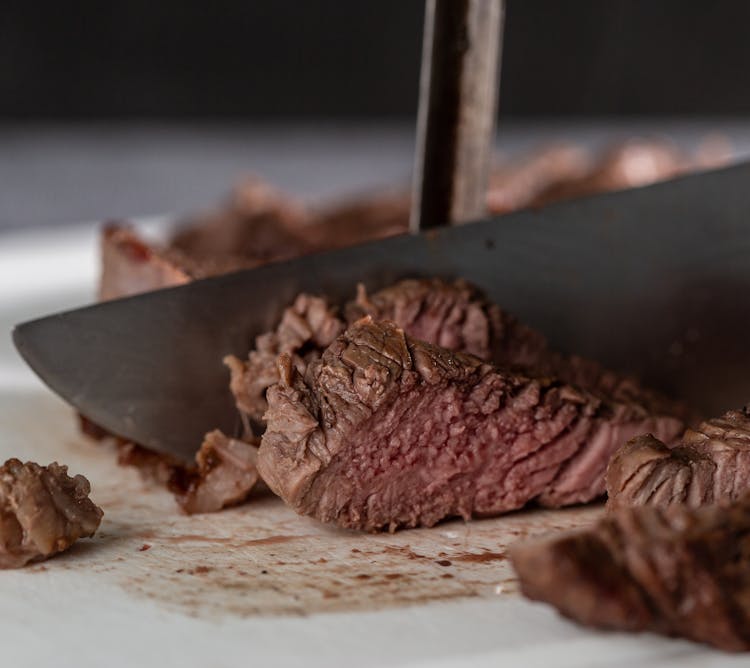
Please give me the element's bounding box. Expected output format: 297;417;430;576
13;162;750;460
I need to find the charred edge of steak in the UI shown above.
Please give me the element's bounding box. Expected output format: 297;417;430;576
168;430;259;515
510;499;750;652
258;318;682;532
607;408;750;511
0;459;103;569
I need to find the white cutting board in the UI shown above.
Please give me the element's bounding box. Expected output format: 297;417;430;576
0;224;744;668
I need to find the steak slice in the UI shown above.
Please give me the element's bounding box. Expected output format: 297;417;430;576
0;459;103;568
231;278;687;428
258;318;682;531
607;406;750;510
168;430;259;514
510;497;750;652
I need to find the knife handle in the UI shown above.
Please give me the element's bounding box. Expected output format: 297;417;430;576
410;0;504;232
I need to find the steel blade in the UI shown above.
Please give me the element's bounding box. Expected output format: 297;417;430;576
14;162;750;459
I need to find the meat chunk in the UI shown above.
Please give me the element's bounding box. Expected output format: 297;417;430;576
258;318;683;531
224;294;345;426
231;278;687;430
168;430;259;514
0;459;103;568
607;406;750;510
510;497;750;652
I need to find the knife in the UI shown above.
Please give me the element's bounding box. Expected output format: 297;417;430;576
13;161;750;460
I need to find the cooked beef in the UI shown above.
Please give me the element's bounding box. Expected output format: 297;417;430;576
227;277;548;427
0;459;103;568
225;294;345;426
168;430;259;514
230;278;686;431
510;496;750;652
101;138;730;303
258;318;683;531
607;406;750;511
82;421;258;514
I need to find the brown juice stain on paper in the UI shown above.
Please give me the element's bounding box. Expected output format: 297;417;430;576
8;397;605;619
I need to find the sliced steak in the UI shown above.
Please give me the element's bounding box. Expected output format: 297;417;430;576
510;497;750;652
607;407;750;510
0;459;103;568
231;278;687;429
168;430;259;514
258;318;682;531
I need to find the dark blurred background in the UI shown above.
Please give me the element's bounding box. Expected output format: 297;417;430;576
3;0;750;232
2;0;750;120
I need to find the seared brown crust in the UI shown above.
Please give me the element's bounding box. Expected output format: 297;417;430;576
259;319;682;531
607;407;750;510
511;497;750;652
0;459;103;568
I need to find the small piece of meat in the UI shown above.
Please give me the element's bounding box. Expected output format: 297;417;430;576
258;318;683;531
0;459;103;569
168;430;259;514
225;293;346;425
607;406;750;510
510;497;750;652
